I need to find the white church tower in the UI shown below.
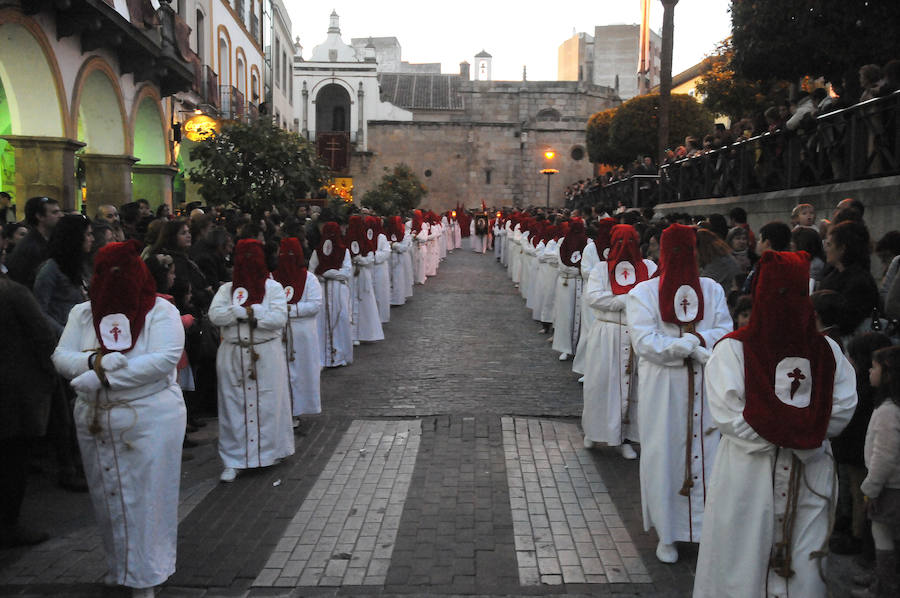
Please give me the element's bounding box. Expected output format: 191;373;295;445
474;50;492;81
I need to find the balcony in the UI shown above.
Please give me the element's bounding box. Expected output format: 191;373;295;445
202;66;219;110
250;14;259;43
219;85;245;121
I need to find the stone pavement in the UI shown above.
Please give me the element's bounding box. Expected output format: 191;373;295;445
0;248;865;597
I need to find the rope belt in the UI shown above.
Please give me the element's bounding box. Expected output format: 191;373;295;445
226;336;278;348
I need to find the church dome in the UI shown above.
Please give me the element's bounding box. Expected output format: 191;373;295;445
310;11;359;63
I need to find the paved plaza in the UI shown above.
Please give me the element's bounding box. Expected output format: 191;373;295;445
0;249;862;597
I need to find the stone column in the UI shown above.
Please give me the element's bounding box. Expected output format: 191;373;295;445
302;81;309;139
132;164;177;211
1;136;85;211
79;154;139;211
357;81;365;151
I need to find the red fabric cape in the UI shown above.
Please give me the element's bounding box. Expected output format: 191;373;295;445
594;218;616;260
388;216;405;242
364;215;379;254
607;224;649;295
315;222;346;275
559;218;588;268
273;237;307;304
724;251;836;449
345;214;370;258
90;240;157;353
232;239;268;305
658;223;704;325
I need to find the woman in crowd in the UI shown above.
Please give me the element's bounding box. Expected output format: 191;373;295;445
150;219;213;313
697;228;741;294
52;240;186;597
272;238;323;428
34;214;92;337
819;220;879;337
791;226;826;283
726;226;752;275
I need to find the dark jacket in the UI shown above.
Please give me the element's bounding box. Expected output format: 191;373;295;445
165;249;213;313
33;258;88;337
6;228;49;290
818;264;880;335
0;276;57;438
190;239;229;292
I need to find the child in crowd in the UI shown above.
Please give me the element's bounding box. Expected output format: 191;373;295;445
853;346;900;597
791;203;817;229
730;294;752;330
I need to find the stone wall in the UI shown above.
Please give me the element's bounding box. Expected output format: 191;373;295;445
653;175;900;248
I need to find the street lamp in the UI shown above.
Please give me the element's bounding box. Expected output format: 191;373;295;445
541;149;558;208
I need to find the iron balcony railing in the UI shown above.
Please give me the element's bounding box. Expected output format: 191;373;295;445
202;65;219;109
219;85;245;120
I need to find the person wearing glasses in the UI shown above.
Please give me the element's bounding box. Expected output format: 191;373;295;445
6;196;62;289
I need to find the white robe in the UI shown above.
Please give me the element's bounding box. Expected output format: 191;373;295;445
210;279;295;470
572;240;600;375
372;233;391;323
538;239;559;324
439;217;449;258
626;277;732;544
284;271;322;416
510;225;523;284
551;244;583;357
693;337;857;598
495;224;505;263
426;225;440;276
308;249;353;367
389;232;411;305
413;225;428;285
470;219;489;253
581;260;657;446
53;298;186;589
527;240;547;316
350;252;384;342
453;220;462;249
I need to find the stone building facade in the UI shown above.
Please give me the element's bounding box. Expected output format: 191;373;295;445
352;78;619;212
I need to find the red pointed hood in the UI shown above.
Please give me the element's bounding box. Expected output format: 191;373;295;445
315;222;346;275
273;237;307;304
607;224;649;295
232;239;268;306
658;223;704;326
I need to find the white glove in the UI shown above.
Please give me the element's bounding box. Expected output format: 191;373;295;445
248;304;262;318
672;334;700;358
71;370;103;393
732;415;760;441
794;445;826;463
689;345;711;365
101;352;128;372
609;296;627;312
232;304;249;320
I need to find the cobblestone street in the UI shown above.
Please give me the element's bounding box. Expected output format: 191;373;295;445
0;249;861;597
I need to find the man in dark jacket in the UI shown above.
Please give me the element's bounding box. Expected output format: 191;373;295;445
6;196;62;289
0;274;58;547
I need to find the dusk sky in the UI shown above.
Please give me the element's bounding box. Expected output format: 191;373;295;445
286;1;733;82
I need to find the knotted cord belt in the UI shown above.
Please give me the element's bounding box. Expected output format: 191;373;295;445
771;453;803;578
679;322;698;497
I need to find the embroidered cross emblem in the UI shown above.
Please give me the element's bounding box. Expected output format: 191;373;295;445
681;297;691;317
110;325;121;343
622;269;631;282
236;291;245;301
788;368;806;400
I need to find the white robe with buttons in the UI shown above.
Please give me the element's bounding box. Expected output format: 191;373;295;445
372;233;392;323
283;271;322;416
52;298;186;589
571;240;599;375
582;260;658;446
209;279;295;470
389;232;411;305
693;337;857;598
626;277;732;544
350;253;384;342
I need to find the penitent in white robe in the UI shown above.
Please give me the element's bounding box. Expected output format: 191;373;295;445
403;222;415;297
528;240;547;317
538;239;559;324
626;277;732;544
414;225;428;284
53;298;186;589
693;337;857;598
372;233;391;323
283;271;323;416
389;233;411;305
308;248;353;367
350;253;384;343
572;240;599;375
581;260;657;446
210;279;295;470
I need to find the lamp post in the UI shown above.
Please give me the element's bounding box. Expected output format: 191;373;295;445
541;149;558;208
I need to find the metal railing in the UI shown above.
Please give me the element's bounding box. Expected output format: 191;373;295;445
202;66;219;109
658;90;900;204
219;85;245;120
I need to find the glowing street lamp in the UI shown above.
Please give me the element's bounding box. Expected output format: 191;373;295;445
541;148;558;208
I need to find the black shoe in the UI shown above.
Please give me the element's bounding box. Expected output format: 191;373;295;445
183;437;199;449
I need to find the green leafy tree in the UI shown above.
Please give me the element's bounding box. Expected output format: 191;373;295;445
695;38;791;122
585;108;624;166
361;163;427;215
731;0;900;83
188;118;327;216
603;94;713;165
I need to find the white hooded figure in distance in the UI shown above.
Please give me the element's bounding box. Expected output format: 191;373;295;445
345;214;383;344
693;251;856;598
52;240;186;597
626;223;732;564
368;216;392;323
209;239;294;483
387;216;411;306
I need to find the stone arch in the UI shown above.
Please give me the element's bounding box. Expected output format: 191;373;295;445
536;108;561;122
314;82;352;134
0;12;68;137
71;57;128;155
217;25;232;88
250;64;261;104
130;85;169;164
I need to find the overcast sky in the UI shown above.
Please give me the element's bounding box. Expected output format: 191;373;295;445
285;1;733;82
